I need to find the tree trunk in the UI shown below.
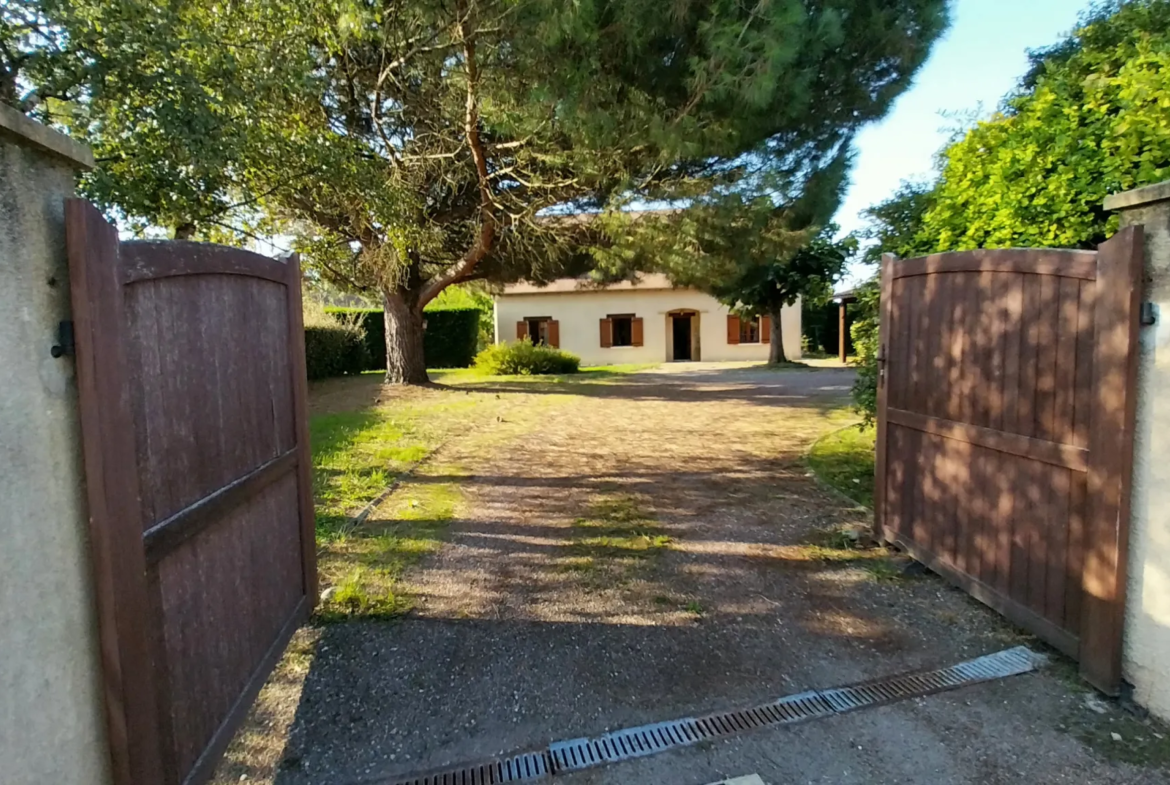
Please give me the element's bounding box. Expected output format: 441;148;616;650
767;305;788;364
174;223;196;240
383;290;430;385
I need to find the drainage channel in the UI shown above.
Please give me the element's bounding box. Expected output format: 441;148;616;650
364;646;1045;785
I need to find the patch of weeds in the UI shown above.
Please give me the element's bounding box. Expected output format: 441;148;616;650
807;422;876;509
571;495;672;560
684;600;705;616
564;493;671;586
1060;695;1170;769
795;524;888;565
653;595;676;607
862;560;907;583
317;473;461;621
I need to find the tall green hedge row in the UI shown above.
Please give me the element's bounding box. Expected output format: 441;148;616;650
326;308;385;371
423;308;481;369
325;306;482;371
304;324;369;380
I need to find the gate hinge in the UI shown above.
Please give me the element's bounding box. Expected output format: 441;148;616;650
1139;302;1158;327
51;320;75;358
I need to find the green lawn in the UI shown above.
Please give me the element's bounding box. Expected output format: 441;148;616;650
430;362;657;385
807;421;876;509
309;388;520;619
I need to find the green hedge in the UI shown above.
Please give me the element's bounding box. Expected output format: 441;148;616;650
304;324;368;380
326;306;482;370
423;308;481;368
326;308;385;371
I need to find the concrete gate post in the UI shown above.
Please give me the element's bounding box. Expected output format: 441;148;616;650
0;105;113;784
1106;181;1170;721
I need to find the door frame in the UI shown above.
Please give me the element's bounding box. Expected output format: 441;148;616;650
666;309;701;362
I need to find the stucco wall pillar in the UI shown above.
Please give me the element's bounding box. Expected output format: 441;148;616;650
1106;181;1170;720
0;105;112;784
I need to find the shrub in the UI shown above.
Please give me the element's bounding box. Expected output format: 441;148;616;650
849;277;881;424
474;339;580;376
304;302;368;380
327;305;481;369
423;308;481;368
326;308;384;371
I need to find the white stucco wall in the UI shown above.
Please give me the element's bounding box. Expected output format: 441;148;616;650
0;106;112;784
494;284;801;366
1108;182;1170;721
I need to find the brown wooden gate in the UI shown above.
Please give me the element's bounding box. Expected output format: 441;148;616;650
874;229;1143;695
66;200;317;785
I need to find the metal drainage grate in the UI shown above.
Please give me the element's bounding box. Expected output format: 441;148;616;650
373;646;1044;785
378;750;552;785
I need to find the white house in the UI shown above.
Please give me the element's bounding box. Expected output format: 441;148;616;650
493;274;801;365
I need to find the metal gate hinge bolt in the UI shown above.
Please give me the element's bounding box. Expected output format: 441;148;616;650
51;320;75;358
1140;302;1158;327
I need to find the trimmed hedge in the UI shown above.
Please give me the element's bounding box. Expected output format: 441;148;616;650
304;324;368;380
474;339;580;375
326;306;482;370
326;308;385;371
423;308;481;368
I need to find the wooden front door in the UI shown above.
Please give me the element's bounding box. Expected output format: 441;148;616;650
874;231;1143;694
67;200;317;785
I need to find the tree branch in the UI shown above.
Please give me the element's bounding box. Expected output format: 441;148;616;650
419;0;496;307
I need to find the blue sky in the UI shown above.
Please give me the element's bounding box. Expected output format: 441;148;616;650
835;0;1091;281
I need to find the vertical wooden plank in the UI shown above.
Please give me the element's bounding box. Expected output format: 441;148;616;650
285;253;319;607
1045;467;1072;628
987;273;1008;431
873;255;896;539
945;273;966;424
993;450;1016;595
908;275;926;415
1072;281;1097;449
923;273;944;419
1053;278;1080;445
1081;226;1143;695
1009;453;1033;609
1065;474;1087;634
1019;275;1041;438
1002;275;1024;434
66;199;166;785
1036;274;1059;442
1027;463;1053;616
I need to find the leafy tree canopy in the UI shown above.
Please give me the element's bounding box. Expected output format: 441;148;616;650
917;0;1170;251
9;0;948;382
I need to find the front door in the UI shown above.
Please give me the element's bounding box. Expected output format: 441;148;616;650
672;316;692;361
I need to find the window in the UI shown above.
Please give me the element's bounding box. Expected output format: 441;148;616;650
527;318;550;345
600;315;643;348
739;317;761;344
518;317;559;347
610;314;634;347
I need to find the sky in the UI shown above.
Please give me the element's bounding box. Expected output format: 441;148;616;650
834;0;1092;283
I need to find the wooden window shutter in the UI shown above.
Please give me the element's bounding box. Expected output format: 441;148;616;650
599;318;613;348
727;315;740;345
548;320;560;348
631;317;644;347
516;321;528;341
760;316;771;344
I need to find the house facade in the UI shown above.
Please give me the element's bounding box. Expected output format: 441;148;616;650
493;274;801;365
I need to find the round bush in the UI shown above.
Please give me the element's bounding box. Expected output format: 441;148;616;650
473;339;580;375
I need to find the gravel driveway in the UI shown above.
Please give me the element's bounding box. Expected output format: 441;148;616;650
215;365;1169;785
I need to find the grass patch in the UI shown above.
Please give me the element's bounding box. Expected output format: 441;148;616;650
565;493;671;586
432;363;655;386
807;422;876;509
310;394;502;539
317;471;461;620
